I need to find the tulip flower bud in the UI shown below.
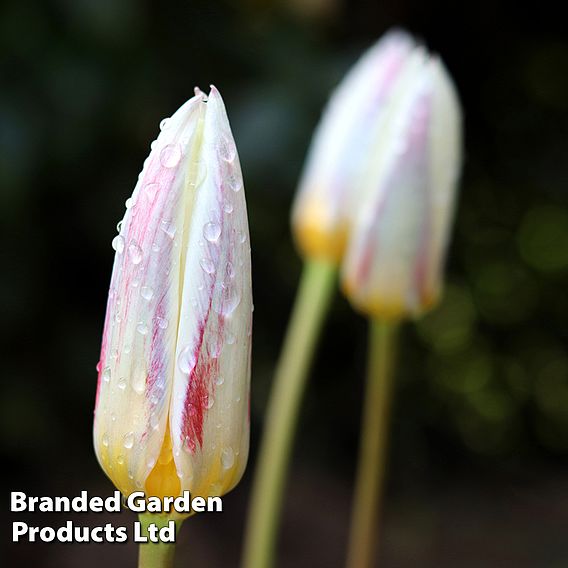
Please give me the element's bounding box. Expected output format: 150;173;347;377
341;52;462;319
291;30;417;262
94;86;252;508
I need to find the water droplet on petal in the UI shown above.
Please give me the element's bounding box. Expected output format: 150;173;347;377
116;220;124;233
227;173;242;192
150;413;159;430
215;376;224;386
226;261;235;279
156;316;168;329
226;333;236;345
112;235;125;253
132;374;146;394
118;378;127;390
128;241;143;264
209;336;222;359
221;447;235;469
160;144;182;168
206;397;215;410
145;182;160;202
160;118;170;130
102;433;109;447
224;289;241;316
178;345;196;375
224;201;233;214
117;455;125;465
219;135;236;163
123;432;134;449
137;322;148;335
203;222;221;243
102;366;111;383
141;286;154;301
125;197;135;209
200;258;216;275
239;231;247;244
96;360;102;373
152;242;160;252
160;220;176;239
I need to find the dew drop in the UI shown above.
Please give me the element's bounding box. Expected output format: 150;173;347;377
239;231;247;244
215;376;224;386
117;455;125;465
200;258;216;275
102;433;109;447
219;135;236;163
116;220;124;233
123;432;134;449
147;457;156;468
178;345;196;375
221;447;235;469
145;182;160;202
203;222;221;243
132;374;146;394
209;336;222;359
128;241;143;265
227;173;242;192
224;289;241;316
125;197;135;209
206;397;215;410
226;332;236;345
96;360;102;373
156;316;169;329
112;235;125;253
226;261;235;279
160;118;170;130
102;366;111;383
160;144;182;168
223;201;233;214
118;377;127;390
141;286;154;301
152;242;160;252
150;413;159;430
160;220;177;239
136;322;148;335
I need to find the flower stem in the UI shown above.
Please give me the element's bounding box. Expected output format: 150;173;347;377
346;319;399;568
242;259;337;568
137;514;183;568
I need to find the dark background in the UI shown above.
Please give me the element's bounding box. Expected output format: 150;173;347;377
2;0;568;566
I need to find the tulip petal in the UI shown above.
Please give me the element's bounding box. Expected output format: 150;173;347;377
94;92;207;495
342;55;462;318
167;87;252;499
292;30;417;261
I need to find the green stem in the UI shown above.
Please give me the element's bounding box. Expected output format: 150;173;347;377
346;319;399;568
138;514;183;568
242;259;337;568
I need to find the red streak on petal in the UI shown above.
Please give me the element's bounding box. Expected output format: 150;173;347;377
181;311;224;453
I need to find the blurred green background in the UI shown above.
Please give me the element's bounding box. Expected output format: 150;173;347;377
2;0;568;566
